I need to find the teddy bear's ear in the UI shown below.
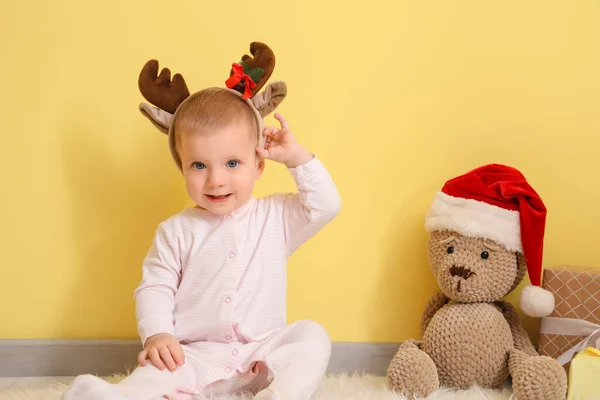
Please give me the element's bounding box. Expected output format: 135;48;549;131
509;252;528;292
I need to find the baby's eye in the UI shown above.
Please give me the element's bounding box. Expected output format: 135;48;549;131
193;162;206;170
447;246;454;254
227;160;240;168
481;251;489;259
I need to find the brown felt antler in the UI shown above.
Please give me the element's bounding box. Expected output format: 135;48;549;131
138;60;190;114
229;42;276;98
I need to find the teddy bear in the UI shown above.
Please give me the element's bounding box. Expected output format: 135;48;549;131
386;164;568;400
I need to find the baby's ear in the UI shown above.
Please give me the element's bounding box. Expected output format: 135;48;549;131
138;103;173;135
251;82;287;117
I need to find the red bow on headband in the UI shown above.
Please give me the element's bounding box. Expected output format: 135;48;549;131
225;63;257;99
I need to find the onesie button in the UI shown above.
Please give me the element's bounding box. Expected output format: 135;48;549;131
232;349;239;356
226;335;233;341
229;252;235;258
225;367;232;373
224;297;231;303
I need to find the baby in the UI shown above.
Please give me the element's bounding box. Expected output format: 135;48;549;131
63;43;341;400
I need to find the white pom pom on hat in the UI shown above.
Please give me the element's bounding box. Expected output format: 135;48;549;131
520;285;555;317
424;163;555;317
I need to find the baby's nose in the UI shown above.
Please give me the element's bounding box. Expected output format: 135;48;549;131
207;171;225;186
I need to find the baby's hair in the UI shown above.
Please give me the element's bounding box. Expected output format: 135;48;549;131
173;88;259;146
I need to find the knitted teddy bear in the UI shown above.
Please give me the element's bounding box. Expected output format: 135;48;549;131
386;164;568;400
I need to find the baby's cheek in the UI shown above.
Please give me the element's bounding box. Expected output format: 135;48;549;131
186;181;206;203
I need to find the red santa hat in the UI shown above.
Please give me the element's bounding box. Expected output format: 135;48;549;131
424;163;555;317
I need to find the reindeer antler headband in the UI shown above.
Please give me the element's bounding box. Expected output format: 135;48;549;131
137;42;287;171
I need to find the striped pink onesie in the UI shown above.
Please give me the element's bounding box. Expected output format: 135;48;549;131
63;155;341;400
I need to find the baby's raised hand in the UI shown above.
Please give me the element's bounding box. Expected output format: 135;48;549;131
256;113;313;169
138;333;185;372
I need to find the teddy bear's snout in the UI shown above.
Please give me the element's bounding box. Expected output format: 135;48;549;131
449;265;476;280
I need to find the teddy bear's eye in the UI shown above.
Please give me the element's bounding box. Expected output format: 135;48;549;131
481;251;489;259
447;246;454;254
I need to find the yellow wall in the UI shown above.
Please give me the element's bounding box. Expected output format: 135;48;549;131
1;0;599;343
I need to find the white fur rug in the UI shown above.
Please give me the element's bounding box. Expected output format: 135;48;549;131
0;374;514;400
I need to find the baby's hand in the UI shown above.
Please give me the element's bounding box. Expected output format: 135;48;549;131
256;113;313;169
138;333;185;372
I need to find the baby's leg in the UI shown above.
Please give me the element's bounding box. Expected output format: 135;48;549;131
118;360;200;400
62;349;199;400
62;375;129;400
201;361;271;398
257;320;331;400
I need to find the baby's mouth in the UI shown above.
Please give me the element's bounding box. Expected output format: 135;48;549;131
206;194;232;202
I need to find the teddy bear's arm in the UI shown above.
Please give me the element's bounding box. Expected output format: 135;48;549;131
420;293;450;335
495;300;538;356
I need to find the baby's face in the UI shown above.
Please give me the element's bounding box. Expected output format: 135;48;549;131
178;119;263;216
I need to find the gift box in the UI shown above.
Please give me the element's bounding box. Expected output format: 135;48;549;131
538;266;600;371
567;347;600;400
